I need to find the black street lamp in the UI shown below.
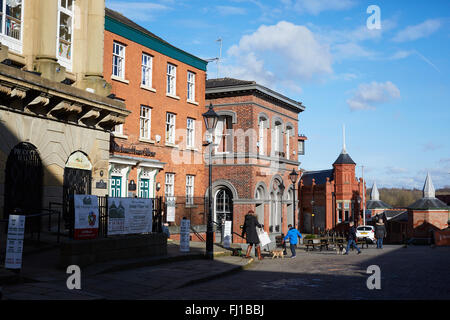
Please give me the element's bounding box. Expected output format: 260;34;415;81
203;103;219;260
288;169;299;228
311;199;315;234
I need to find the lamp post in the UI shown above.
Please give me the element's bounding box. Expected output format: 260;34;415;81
311;199;315;234
356;195;361;226
202;103;219;260
289;169;299;229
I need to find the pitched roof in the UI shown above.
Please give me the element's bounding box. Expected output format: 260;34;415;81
205;77;305;112
333;152;356;165
206;78;255;88
300;169;334;186
408;197;449;210
367;200;393;210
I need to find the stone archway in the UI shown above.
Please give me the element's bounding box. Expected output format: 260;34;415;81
4;142;43;216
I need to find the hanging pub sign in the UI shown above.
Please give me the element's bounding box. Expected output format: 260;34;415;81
5;215;25;269
107;197;153;235
74;195;99;240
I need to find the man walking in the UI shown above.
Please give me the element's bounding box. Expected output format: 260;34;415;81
282;224;302;258
345;221;361;255
375;218;387;249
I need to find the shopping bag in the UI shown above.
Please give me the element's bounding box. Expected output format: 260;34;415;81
257;227;271;247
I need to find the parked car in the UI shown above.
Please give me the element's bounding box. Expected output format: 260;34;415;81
356;225;375;243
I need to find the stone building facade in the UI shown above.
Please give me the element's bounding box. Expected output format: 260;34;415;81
0;1;128;219
205;78;306;244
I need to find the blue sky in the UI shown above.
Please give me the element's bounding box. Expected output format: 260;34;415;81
105;0;450;189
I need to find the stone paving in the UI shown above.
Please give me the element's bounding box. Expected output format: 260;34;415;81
1;243;450;300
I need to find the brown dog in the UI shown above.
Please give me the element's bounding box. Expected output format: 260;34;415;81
271;249;284;259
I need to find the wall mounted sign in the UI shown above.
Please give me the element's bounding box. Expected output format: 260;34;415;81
110;141;156;157
96;180;107;189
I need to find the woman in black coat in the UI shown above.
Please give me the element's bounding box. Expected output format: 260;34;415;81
242;210;263;260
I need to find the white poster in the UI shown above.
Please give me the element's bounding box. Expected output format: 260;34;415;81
180;219;190;252
5;215;25;269
74;195;99;239
108;198;153;235
223;220;232;248
166;197;176;222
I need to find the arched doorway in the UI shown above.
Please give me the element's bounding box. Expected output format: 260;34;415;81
270;178;284;234
255;185;265;225
214;188;233;243
63;151;92;228
4;142;43;216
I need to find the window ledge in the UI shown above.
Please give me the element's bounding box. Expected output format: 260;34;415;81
139;138;155;144
165;143;179;149
111;75;130;84
187;100;199;106
140;85;156;93
186;147;199;152
112;133;128;139
166;93;180;100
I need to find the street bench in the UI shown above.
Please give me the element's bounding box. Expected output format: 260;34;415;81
305;239;320;251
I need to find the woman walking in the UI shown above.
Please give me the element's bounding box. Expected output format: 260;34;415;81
242;210;263;260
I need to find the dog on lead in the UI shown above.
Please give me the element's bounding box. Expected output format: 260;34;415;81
271;249;285;259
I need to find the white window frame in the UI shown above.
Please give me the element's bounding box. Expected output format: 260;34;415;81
140;105;151;140
113;124;123;135
167;63;176;96
165;173;175;198
187;71;195;102
298;140;305;155
258;119;265;155
285;128;291;160
56;0;74;71
186;175;194;205
0;0;24;54
112;41;126;79
214;116;232;154
166;112;176;144
186;118;195;149
141;53;153;88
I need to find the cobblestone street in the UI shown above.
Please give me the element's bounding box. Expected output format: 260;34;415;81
3;244;449;300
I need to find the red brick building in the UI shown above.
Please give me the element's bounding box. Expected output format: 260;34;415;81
407;173;449;239
298;139;365;233
103;9;208;225
205;78;306;245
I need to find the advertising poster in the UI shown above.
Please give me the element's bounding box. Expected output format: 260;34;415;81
166;197;176;222
180;219;190;252
74;195;99;240
223;220;232;248
108;198;153;235
5;215;25;269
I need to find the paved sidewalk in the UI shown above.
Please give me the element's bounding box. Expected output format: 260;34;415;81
0;240;254;300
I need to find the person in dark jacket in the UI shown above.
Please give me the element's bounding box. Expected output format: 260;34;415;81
242;210;263;260
375;218;387;249
345;221;361;255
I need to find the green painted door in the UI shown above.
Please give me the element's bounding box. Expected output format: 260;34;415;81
110;176;121;197
140;178;150;198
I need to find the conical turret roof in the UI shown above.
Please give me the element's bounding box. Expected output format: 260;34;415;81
408;173;448;210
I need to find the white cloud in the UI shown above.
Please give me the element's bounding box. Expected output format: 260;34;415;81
393;19;442;42
107;1;171;21
287;0;356;15
216;6;247;15
222;21;333;90
347;81;400;111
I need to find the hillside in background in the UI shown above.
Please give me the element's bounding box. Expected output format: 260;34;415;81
366;187;450;208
